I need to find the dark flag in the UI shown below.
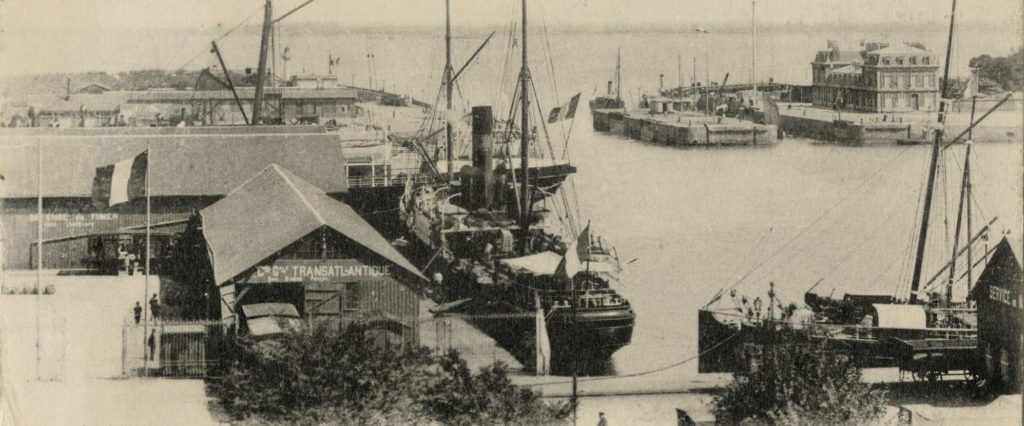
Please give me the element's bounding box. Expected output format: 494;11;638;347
92;150;147;207
555;224;590;278
547;93;581;124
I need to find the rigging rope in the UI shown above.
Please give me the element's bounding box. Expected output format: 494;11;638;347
724;145;915;293
524;331;742;388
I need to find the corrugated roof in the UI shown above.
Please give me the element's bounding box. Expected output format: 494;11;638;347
0;126;346;198
200;164;425;284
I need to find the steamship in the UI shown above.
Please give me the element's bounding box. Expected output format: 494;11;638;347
398;0;634;374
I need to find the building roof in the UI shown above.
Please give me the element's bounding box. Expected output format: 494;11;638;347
124;87;358;103
869;43;933;56
4;92;129;113
0;126;346;198
969;236;1023;300
200;164;424;285
279;87;357;100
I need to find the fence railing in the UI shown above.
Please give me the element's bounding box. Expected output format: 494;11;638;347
122;319;228;378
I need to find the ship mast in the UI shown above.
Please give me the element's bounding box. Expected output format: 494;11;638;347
909;0;957;304
444;0;455;183
616;48;622;103
252;0;273;125
518;0;531;254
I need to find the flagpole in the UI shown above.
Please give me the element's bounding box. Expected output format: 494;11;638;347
143;143;151;375
36;137;42;381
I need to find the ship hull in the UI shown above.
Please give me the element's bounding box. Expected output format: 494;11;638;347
466;300;635;375
697;309;977;373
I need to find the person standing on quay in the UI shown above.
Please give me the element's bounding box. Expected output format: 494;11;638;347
149;293;160;320
597;412;608;426
133;301;142;325
147;329;157;361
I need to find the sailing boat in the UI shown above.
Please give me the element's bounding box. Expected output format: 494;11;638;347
697;0;1001;374
589;49;625;110
400;0;635;374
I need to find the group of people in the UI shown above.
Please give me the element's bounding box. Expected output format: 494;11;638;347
132;293;161;325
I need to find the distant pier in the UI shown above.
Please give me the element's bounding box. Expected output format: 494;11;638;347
592;109;778;147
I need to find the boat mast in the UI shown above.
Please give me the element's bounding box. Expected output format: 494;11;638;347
946;137;971;304
252;0;273;125
909;0;957;304
445;0;454;183
518;0;531;254
751;0;757;93
616;48;622;103
965;96;975;300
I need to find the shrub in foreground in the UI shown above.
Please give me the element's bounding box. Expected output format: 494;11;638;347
209;323;570;425
710;343;887;425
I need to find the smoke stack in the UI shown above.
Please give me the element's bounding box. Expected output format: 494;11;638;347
65;78;71;101
472;106;494;209
659;74;664;91
607;81;613;96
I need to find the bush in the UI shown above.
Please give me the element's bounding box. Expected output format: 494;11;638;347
710;343;887;425
210;323;570;425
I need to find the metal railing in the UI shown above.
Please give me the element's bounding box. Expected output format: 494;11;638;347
122;319;228;378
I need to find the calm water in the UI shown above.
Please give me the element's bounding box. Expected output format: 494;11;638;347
11;25;1021;378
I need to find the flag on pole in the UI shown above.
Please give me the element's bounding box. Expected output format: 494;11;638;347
555;224;591;278
92;150;147;207
534;294;551;376
547;93;581;123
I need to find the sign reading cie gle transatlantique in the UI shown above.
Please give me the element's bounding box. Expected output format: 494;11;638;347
247;259;391;283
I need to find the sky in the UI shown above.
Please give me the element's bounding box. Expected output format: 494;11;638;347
1;0;1021;34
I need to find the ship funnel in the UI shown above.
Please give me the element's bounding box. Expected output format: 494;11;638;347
471;106;494;209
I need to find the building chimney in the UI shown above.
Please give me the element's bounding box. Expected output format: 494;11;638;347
472;106;494;209
607;81;613;96
65;78;71;101
659;74;665;91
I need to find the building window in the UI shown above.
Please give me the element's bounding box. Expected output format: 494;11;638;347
889;75;898;88
896;57;904;65
303;103;315;116
345;282;361;311
923;56;930;65
882;57;891;65
915;75;922;88
902;74;910;88
909;57;917;65
927;75;934;87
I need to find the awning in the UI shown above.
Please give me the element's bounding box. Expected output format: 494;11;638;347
201;164;426;285
500;251;563;275
241;303;300;319
870;304;927;329
499;251;620;276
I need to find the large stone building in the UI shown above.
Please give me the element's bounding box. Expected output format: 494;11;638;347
811;41;940;113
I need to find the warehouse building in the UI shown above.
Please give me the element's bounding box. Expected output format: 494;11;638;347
970;236;1023;394
190;164;424;345
0;126;346;272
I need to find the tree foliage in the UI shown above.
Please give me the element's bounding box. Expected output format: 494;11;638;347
209;323;571;425
710;343;887;425
969;48;1024;92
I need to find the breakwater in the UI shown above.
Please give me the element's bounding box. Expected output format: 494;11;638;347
592;109;777;147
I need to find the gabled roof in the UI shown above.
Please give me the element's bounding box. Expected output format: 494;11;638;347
200;164;424;285
969;236;1023;300
0;126;346;198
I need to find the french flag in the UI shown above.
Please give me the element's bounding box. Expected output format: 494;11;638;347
92;150;147;207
